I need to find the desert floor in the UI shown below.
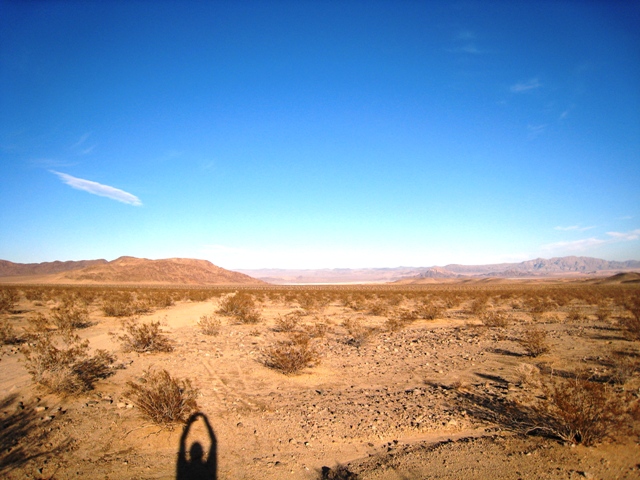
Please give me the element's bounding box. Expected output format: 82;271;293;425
1;283;640;479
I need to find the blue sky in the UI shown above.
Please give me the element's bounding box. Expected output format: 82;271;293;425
1;1;639;269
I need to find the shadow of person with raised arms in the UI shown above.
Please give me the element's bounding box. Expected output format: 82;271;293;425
176;412;217;480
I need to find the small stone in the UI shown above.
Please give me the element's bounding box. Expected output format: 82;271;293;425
117;402;126;409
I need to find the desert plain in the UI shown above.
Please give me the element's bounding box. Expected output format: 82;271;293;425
1;277;640;479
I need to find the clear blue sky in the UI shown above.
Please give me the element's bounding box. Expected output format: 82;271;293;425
1;1;639;269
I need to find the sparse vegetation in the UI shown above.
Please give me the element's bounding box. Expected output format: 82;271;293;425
263;332;319;374
197;314;222;336
217;291;262;323
114;318;174;353
517;327;549;357
124;369;198;425
0;288;20;313
22;331;116;395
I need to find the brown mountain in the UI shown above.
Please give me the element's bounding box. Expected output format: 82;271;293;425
0;259;108;277
0;257;264;285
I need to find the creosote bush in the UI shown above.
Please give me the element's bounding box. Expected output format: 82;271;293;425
0;319;21;345
342;316;373;347
517;327;549;357
22;331;116;395
413;301;443;320
273;311;302;332
125;369;198;425
50;301;91;331
0;288;20;313
197;314;222;336
263;333;319;374
217;292;261;324
115;318;173;353
480;311;510;328
528;374;638;446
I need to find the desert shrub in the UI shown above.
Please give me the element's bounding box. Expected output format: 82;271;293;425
595;304;612;322
304;319;329;338
273;311;302;332
320;464;360;479
344;294;367;312
50;301;91;331
529;374;637;446
0;319;21;345
217;292;261;324
114;318;173;353
468;297;489;316
102;291;138;317
124;369;198;425
516;363;541;387
384;316;407;332
566;307;587;322
480;311;510;328
605;350;640;385
517;327;549;357
342;316;372;347
22;331;115;395
197;314;222;336
620;297;640;340
0;288;20;313
263;333;319;374
414;301;443;320
367;298;389;316
143;290;175;309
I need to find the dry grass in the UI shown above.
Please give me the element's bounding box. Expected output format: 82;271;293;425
480;311;510;328
124;369;198;426
0;318;21;345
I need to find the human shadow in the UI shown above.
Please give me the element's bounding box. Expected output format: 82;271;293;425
176;412;217;480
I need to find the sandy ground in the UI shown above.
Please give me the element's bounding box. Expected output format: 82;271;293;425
1;285;639;479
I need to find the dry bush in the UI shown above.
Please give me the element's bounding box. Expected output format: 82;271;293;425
384;316;407;332
480;311;510;328
124;369;198;425
595;304;612;322
517;327;549;357
367;298;389;316
468;297;489;315
620;297;640;340
605;350;640;385
22;331;116;395
102;291;145;317
304;320;329;338
0;288;20;313
516;363;541;387
273;311;302;332
114;318;173;353
0;319;21;345
263;333;319;374
342;316;372;347
50;301;91;331
414;301;443;320
197;314;222;336
217;292;261;324
529;374;637;446
566;307;588;322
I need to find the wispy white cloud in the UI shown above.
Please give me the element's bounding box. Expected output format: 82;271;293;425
51;171;142;206
510;78;542;93
70;133;96;155
607;229;640;241
542;228;640;253
541;237;606;252
554;225;595;232
527;124;547;139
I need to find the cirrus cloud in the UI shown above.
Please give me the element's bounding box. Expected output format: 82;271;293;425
51;171;142;206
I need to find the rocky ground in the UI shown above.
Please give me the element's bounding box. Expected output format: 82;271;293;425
1;284;639;479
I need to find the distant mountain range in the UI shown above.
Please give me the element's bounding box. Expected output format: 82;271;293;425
238;256;640;284
0;256;264;285
0;255;638;285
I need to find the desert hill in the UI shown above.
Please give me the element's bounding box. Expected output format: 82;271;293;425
239;256;640;284
0;256;264;285
0;259;108;277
